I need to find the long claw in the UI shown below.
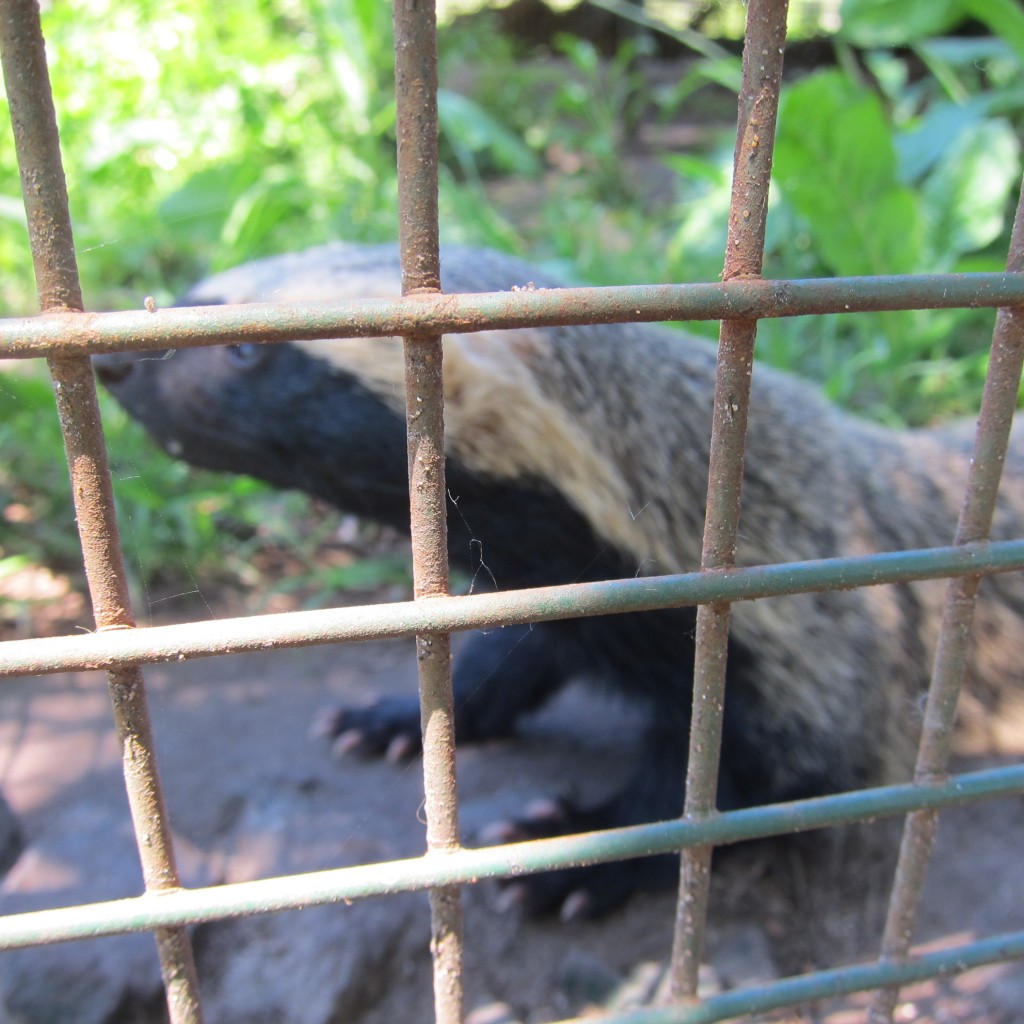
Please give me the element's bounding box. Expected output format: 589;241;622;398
309;706;343;740
331;729;367;758
385;733;418;763
559;889;592;922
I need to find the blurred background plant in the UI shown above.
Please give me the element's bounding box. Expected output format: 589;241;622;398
1;0;1022;628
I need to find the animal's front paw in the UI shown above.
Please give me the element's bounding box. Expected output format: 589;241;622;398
479;798;657;920
310;697;423;762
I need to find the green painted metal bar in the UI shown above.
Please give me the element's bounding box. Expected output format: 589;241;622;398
2;540;1022;679
557;930;1024;1024
0;764;1019;950
2;273;1024;360
0;761;1015;950
672;0;790;999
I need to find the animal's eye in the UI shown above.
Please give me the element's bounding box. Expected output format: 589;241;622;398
226;343;262;366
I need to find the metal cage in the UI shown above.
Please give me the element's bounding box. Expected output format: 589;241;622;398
1;0;1024;1022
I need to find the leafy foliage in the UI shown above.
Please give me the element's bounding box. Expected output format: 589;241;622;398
755;4;1024;420
1;0;1022;615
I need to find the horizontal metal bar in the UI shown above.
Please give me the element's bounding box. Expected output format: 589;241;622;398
0;764;1020;950
2;273;1024;359
569;930;1024;1024
2;540;1022;679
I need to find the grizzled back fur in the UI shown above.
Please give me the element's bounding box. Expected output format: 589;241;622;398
96;244;1024;816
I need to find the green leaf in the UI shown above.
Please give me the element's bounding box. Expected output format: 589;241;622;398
920;119;1021;266
865;190;923;276
773;71;922;276
839;0;964;47
960;0;1024;63
895;97;994;182
437;89;541;178
159;163;260;247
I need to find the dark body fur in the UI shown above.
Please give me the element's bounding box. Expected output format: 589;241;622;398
94;244;1024;915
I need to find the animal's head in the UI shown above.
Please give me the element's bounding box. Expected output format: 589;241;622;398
96;243;657;564
93;245;417;517
95;244;582;522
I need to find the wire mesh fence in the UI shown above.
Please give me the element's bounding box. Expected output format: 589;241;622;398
1;0;1023;1022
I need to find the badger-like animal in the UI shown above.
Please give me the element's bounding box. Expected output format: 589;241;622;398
94;243;1024;916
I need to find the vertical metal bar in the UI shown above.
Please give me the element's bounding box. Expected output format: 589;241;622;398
0;3;204;1022
669;0;790;1000
393;3;464;1023
868;180;1024;1023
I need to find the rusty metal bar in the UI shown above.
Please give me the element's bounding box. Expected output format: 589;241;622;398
393;2;464;1022
3;539;1023;679
0;763;1020;950
670;0;789;1000
868;181;1024;1022
4;272;1024;358
0;3;203;1021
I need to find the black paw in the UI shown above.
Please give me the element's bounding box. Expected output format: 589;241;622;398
479;798;664;920
310;697;423;762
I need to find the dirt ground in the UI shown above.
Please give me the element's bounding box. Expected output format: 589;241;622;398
0;606;1022;1023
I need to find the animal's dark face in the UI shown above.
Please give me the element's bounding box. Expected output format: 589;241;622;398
93;342;411;522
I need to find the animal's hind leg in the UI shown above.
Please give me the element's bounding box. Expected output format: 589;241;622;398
313;622;574;758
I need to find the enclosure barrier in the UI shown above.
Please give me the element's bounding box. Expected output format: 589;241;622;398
3;541;1024;678
0;764;1022;949
6;274;1024;357
1;0;1023;1022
